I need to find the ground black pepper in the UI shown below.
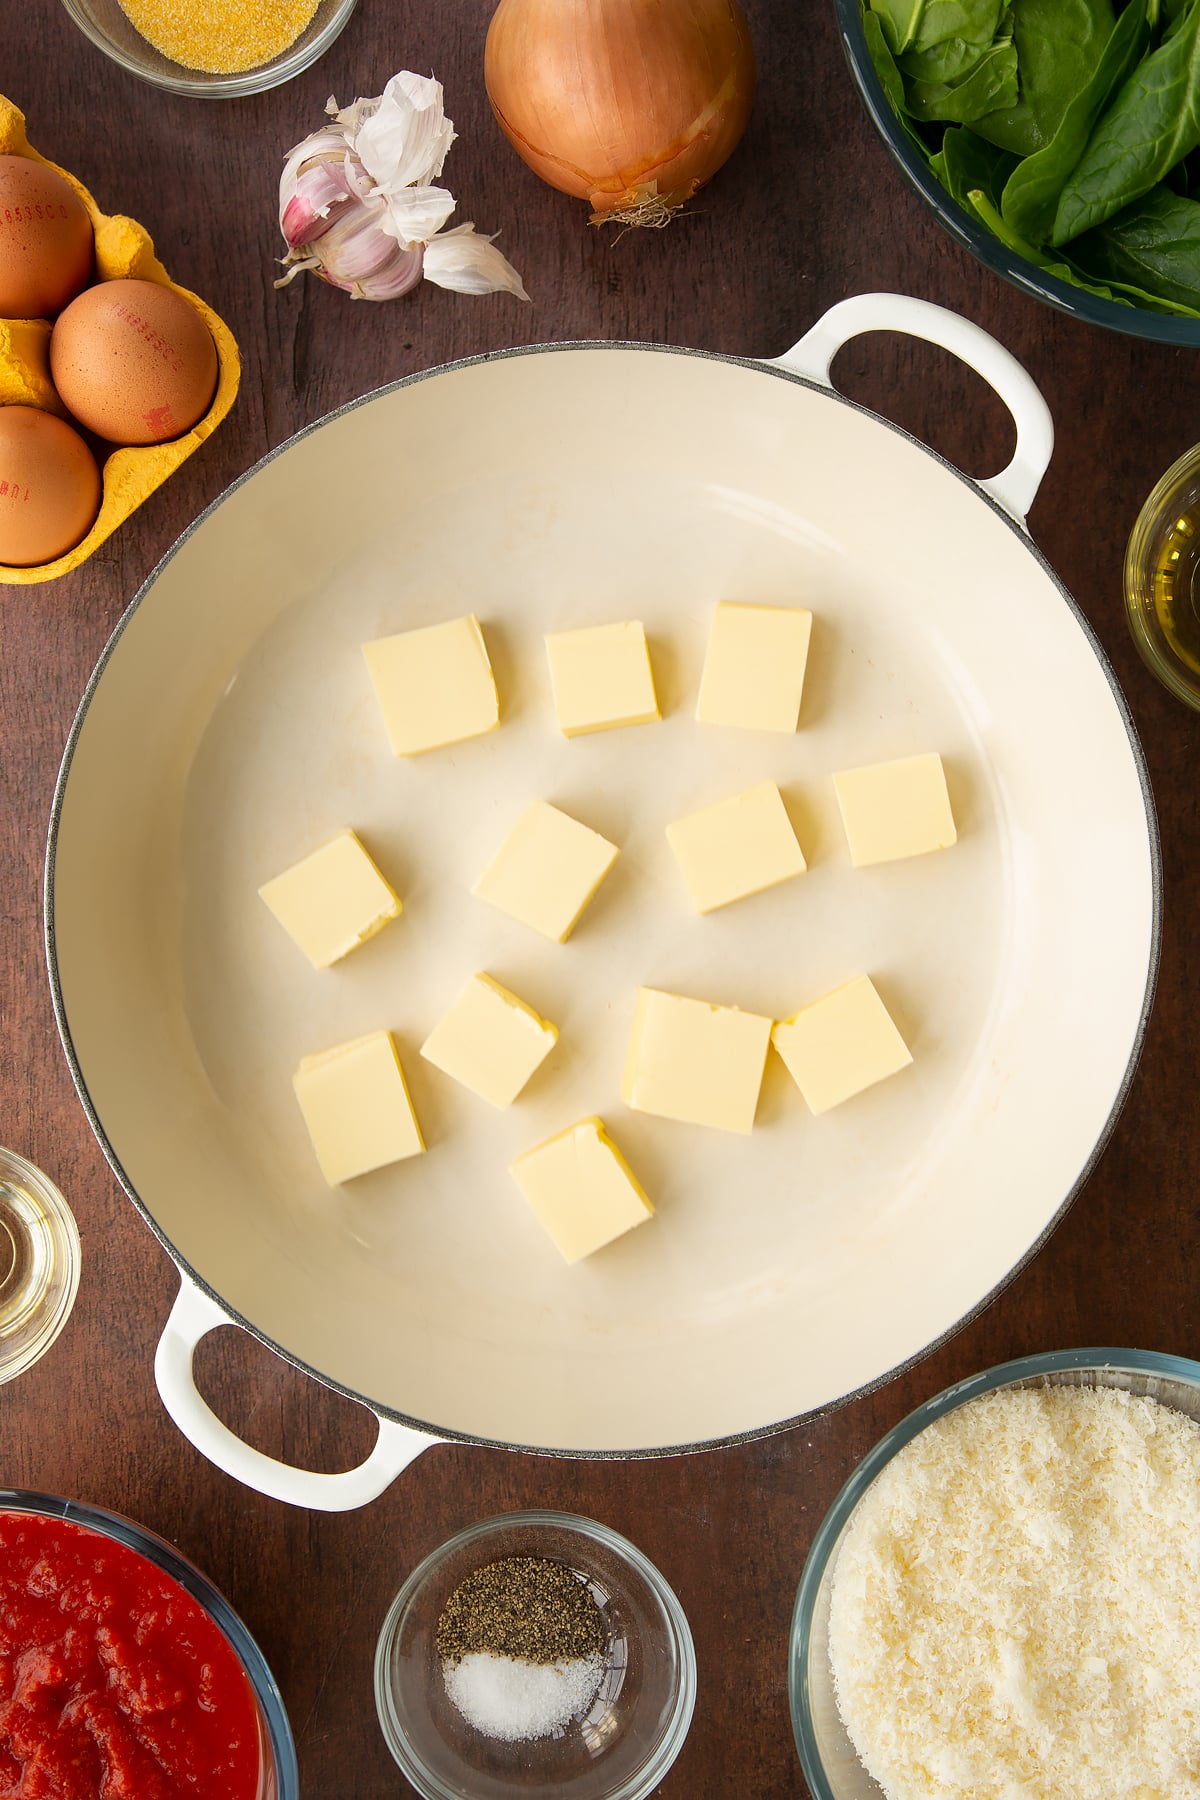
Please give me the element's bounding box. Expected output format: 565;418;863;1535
436;1555;606;1666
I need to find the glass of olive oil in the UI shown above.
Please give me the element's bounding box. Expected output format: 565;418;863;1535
1125;442;1200;710
0;1148;81;1382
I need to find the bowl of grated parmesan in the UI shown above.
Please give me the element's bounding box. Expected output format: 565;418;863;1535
790;1348;1200;1800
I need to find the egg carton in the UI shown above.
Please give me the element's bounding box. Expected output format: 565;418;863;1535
0;95;240;584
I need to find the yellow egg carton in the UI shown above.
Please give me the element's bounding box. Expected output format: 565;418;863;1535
0;95;240;584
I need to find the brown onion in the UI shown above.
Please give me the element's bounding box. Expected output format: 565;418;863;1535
484;0;756;225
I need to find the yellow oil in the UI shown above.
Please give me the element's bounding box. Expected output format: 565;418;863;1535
1152;507;1200;678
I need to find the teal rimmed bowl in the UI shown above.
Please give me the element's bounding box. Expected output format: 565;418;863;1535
789;1347;1200;1798
834;0;1200;346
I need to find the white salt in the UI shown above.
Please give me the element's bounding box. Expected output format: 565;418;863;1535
443;1649;604;1742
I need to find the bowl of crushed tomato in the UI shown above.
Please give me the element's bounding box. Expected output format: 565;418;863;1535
0;1490;298;1799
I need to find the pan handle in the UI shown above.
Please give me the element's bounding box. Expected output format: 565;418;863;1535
154;1277;444;1511
771;292;1054;528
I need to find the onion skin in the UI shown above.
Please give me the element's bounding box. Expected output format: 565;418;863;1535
484;0;756;222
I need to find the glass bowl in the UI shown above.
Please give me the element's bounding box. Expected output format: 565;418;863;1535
833;0;1200;347
0;1146;81;1383
0;1488;298;1798
59;0;357;97
790;1347;1200;1798
375;1510;696;1800
1124;440;1200;710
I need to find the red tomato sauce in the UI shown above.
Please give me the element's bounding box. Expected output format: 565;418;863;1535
0;1510;261;1800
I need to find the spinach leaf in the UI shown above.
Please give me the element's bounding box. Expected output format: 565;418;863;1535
870;0;1006;57
1000;0;1152;244
907;39;1019;120
1054;0;1200;242
933;125;1019;207
966;186;1131;296
897;0;1009;84
869;0;931;55
971;0;1116;157
969;184;1200;311
1071;185;1200;305
862;8;942;161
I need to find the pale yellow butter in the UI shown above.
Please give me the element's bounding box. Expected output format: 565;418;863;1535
472;799;619;943
696;600;813;733
622;987;772;1134
363;614;499;756
293;1029;425;1184
421;972;558;1109
833;752;957;867
544;620;660;736
666;780;807;914
511;1116;653;1263
258;830;400;969
772;974;912;1114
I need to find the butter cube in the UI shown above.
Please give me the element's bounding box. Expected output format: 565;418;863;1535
258;830;401;969
696;601;813;733
473;800;619;943
511;1117;653;1263
666;780;807;914
772;975;912;1114
293;1030;425;1184
833;753;957;867
622;987;772;1134
363;614;499;756
545;621;659;736
421;972;558;1109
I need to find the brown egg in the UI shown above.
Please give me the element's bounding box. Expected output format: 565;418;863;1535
0;405;102;566
50;278;218;446
0;155;94;318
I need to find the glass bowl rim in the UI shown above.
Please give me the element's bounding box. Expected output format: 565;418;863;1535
0;1487;299;1798
833;0;1200;348
0;1146;81;1380
1123;438;1200;710
788;1345;1200;1799
58;0;357;98
374;1507;698;1800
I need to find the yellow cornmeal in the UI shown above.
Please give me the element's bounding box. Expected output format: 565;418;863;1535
116;0;322;73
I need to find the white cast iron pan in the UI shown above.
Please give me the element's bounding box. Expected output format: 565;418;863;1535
46;295;1159;1509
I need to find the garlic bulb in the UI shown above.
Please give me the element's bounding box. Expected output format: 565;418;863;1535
277;73;529;302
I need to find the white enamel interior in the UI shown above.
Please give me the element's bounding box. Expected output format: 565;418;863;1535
50;347;1156;1453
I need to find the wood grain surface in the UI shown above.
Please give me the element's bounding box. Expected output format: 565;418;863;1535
2;3;1198;1796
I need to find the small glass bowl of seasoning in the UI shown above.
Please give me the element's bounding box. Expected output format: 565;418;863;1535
375;1510;696;1800
0;1147;81;1383
59;0;357;98
1125;439;1200;711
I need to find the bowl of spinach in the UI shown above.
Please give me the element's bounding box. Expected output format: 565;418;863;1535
839;0;1200;341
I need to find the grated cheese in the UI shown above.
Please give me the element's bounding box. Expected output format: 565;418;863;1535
828;1384;1200;1800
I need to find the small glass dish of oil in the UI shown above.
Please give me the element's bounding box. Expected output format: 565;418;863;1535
1125;442;1200;710
0;1148;81;1382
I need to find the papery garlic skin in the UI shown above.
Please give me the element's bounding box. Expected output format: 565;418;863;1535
423;224;530;300
277;72;528;303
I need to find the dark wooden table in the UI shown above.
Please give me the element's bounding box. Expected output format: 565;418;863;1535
2;3;1198;1796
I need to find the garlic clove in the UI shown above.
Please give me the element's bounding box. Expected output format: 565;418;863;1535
373;183;457;249
310;204;406;282
280;160;359;248
355;73;457;191
422;223;530;301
